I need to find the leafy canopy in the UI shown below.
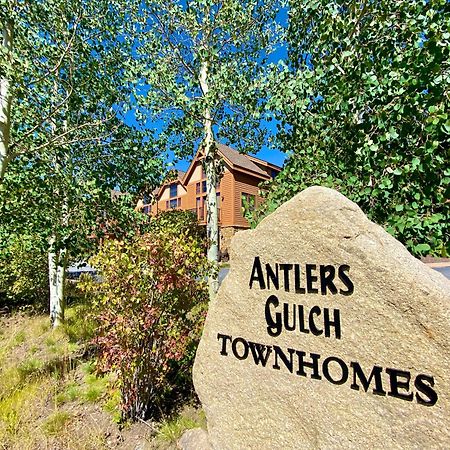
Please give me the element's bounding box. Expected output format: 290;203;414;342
265;0;449;256
128;0;284;158
1;0;167;261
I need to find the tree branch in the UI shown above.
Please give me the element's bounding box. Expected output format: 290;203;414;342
30;12;82;85
150;10;196;78
10;85;74;146
11;114;117;156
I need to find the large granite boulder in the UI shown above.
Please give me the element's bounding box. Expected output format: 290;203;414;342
194;186;450;449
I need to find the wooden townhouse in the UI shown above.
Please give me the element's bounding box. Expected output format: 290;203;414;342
146;143;281;254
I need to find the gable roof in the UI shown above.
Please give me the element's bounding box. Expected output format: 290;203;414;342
247;155;282;172
215;143;269;178
153;170;186;198
175;170;186;179
182;143;280;184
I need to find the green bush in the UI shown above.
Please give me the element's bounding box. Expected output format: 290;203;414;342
80;212;211;421
148;209;206;242
267;0;449;257
0;235;49;308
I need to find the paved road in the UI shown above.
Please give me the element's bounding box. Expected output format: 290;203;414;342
434;266;450;280
219;268;230;285
218;266;450;286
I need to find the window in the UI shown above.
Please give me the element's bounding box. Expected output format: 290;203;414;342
197;181;208;193
142;194;151;214
241;193;256;215
201;166;206;179
169;198;177;209
178;198;181;207
196;197;204;221
169;183;177;198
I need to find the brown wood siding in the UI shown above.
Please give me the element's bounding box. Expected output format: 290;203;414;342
219;170;234;226
185;183;197;211
149;155;272;227
151;181;186;214
184;162;229;224
185;174;205;223
184;161;203;215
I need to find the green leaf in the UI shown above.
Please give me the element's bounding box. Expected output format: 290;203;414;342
415;243;431;253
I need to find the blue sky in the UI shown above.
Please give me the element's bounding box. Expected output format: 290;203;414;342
123;108;288;171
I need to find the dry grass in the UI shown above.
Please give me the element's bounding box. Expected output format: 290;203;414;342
0;307;114;449
0;307;205;449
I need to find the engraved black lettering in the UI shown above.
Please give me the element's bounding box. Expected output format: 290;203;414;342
248;341;273;367
279;264;293;291
294;264;306;294
386;368;414;402
324;308;341;339
265;295;282;337
266;263;279;290
283;303;296;331
298;305;310;334
249;256;265;289
350;362;386;395
231;337;249;360
217;333;232;356
295;351;322;380
322;357;349;385
415;374;438;406
306;264;318;294
319;265;338;295
338;264;354;295
273;346;296;373
309;306;323;336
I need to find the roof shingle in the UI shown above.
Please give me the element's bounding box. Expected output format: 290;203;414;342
216;143;268;178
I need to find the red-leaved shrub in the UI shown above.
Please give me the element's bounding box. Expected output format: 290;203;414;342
81;211;210;420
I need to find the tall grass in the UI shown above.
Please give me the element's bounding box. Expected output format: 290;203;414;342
0;304;105;448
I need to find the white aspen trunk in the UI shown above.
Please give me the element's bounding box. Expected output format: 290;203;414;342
55;184;69;327
48;237;59;326
48;241;67;328
48;112;68;328
0;20;13;180
56;121;70;326
199;60;219;298
54;247;67;327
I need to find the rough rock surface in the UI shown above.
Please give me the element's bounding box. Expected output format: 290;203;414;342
193;186;450;450
177;428;211;450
